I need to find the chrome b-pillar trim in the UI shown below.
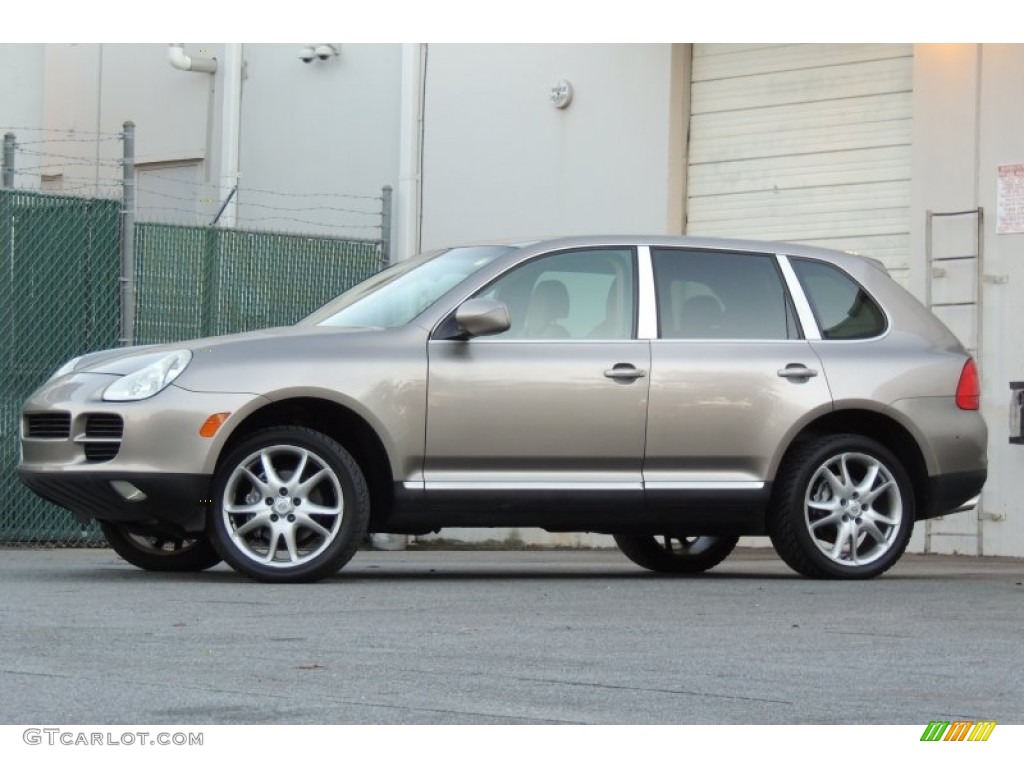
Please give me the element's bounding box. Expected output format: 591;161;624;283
637;245;658;340
775;253;821;341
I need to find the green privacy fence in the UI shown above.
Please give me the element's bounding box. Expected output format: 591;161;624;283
133;223;382;343
1;190;122;543
2;189;385;544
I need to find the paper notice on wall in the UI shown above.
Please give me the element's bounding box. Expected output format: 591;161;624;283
997;164;1024;234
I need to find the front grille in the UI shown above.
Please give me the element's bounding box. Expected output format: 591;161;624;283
85;414;124;439
26;412;72;438
84;443;121;462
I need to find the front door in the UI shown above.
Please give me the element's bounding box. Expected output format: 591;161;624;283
424;247;650;526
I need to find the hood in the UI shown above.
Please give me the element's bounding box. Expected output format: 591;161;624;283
69;325;370;376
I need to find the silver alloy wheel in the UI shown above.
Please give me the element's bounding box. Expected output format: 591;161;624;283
221;444;344;568
656;536;718;556
126;533;204;553
804;451;902;567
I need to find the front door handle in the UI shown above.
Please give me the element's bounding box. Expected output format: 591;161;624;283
604;364;647;381
777;364;818;380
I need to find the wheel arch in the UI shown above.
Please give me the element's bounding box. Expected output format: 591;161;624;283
213;396;397;529
771;408;930;520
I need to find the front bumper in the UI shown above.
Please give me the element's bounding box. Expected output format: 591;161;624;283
18;372;267;532
18;470;212;533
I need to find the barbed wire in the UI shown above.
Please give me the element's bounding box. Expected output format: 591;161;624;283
12;162;119;175
1;126;124;138
10;171;122;188
239;215;383;232
7;137;124;147
15;148;122;165
138;169;382;201
134;206;383;235
134;187;381;218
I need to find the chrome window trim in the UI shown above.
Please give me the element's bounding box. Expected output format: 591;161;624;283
637;246;658;340
775;253;821;341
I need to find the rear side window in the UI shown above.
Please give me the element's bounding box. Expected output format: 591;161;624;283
791;258;887;340
651;248;799;340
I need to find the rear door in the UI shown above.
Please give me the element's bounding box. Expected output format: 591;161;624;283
643;247;834;518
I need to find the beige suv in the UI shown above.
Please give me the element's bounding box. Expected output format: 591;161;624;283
19;236;987;582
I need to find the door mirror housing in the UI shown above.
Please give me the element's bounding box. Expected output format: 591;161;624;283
454;298;511;338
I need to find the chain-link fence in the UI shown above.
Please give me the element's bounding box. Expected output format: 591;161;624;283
134;223;382;344
2;127;390;545
1;189;122;543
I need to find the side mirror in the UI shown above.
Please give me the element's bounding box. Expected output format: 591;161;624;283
454;298;511;338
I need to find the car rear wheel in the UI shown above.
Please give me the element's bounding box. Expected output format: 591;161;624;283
208;427;369;583
100;522;222;572
614;534;739;574
769;434;914;579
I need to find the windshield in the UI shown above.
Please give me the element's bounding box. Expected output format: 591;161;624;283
302;246;515;328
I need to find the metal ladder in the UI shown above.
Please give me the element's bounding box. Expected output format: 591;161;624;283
923;207;985;554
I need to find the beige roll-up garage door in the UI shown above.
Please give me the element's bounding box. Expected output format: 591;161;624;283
686;44;913;280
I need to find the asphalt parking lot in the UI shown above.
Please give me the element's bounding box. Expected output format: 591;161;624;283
0;546;1021;725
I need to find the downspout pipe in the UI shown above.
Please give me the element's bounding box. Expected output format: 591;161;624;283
168;43;217;74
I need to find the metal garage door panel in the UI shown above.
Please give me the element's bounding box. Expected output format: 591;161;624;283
687;44;913;271
693;43;912;80
692;58;912;114
688;145;911;198
690;95;912;164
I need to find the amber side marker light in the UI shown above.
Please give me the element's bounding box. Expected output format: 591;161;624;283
199;412;231;437
956;359;980;411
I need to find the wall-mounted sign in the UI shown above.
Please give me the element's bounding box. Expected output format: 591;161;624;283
997;164;1024;234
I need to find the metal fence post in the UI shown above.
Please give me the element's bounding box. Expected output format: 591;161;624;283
120;121;136;347
2;133;15;188
381;185;393;267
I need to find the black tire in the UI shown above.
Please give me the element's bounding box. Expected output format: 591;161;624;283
100;522;222;572
768;434;914;579
208;426;370;583
614;534;739;574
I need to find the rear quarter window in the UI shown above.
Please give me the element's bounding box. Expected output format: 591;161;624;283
792;258;887;340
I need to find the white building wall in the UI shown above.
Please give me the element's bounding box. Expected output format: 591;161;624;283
420;44;678;248
34;44;403;233
0;44;45;190
42;43;221;201
904;44;1024;558
234;44;403;237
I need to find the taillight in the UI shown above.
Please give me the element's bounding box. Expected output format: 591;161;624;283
956;358;980;410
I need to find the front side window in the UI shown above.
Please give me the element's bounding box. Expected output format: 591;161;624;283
651;248;798;340
791;258;887;340
476;248;636;340
305;246;514;328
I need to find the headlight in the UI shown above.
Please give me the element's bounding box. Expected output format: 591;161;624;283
103;350;192;402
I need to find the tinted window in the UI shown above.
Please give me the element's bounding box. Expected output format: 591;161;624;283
651;249;797;340
477;248;636;340
792;259;886;340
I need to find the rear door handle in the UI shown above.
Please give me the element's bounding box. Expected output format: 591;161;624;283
777;364;818;380
604;364;647;381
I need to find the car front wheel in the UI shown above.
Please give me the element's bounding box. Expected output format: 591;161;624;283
208;427;370;583
614;534;739;574
769;434;914;579
100;522;222;572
